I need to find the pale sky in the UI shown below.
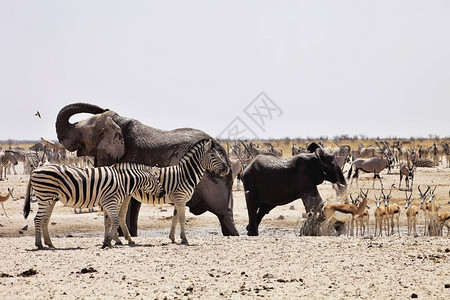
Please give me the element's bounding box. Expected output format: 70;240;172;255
1;1;449;141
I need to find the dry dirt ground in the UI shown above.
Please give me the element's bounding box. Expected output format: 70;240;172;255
0;165;449;299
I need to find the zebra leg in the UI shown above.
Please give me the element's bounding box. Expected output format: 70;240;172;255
102;202;120;248
34;201;54;249
169;208;179;243
41;201;57;248
103;212;122;245
176;202;188;244
117;196;135;245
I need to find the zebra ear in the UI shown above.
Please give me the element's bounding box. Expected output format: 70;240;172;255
205;139;213;150
150;166;160;178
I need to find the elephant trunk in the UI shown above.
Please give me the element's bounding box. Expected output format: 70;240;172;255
55;103;108;151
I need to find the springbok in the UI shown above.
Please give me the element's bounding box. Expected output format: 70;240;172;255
399;160;415;191
373;194;386;237
404;190;419;237
0;188;14;218
350;193;370;236
321;189;368;236
418;185;431;236
438;211;450;236
381;189;400;236
426;186;439;236
347;156;392;188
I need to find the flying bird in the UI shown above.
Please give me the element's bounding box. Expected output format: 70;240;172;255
35;111;41;118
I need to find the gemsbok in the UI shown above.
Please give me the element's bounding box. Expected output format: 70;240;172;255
399;160;415;191
347;156;393;188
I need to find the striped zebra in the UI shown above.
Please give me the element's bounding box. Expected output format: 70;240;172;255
23;162;165;249
0;150;18;180
112;139;230;245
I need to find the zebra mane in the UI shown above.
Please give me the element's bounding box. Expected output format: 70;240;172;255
113;162;153;170
178;139;210;164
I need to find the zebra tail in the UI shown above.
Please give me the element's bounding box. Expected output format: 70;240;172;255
347;164;353;180
23;181;32;219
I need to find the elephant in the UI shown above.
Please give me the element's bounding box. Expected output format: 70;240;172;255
241;146;347;236
55;103;239;237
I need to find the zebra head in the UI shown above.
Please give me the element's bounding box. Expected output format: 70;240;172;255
201;140;230;177
143;166;165;198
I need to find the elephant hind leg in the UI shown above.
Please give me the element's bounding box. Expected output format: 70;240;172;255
256;204;276;228
244;191;259;236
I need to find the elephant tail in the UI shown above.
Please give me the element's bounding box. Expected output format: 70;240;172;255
23;180;32;219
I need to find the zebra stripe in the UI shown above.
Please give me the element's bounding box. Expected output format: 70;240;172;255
24;162;164;249
118;139;230;245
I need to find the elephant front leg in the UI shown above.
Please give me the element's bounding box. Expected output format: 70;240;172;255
126;198;141;237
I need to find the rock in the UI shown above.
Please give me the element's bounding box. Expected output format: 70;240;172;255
18;269;37;277
411;293;418;298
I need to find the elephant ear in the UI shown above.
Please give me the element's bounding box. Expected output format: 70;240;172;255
314;147;325;164
95;115;125;164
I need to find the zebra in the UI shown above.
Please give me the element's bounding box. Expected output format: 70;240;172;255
0;150;18;180
23;162;165;249
112;139;230;245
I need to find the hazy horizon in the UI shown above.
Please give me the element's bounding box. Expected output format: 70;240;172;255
1;1;449;141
